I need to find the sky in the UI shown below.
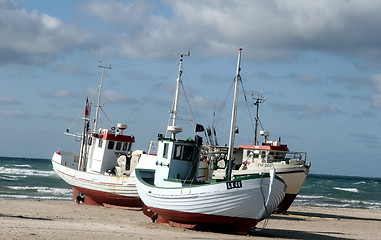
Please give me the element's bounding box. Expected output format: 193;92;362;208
1;0;380;178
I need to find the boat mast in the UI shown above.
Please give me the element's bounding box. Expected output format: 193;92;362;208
169;52;190;139
226;48;242;181
94;62;112;132
79;99;91;171
253;92;266;145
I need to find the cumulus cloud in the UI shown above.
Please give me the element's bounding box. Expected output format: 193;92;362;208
286;73;322;84
0;109;27;118
86;87;135;104
52;64;89;76
0;0;94;65
41;90;76;99
269;102;341;119
0;97;20;104
351;133;380;149
371;74;381;108
330;75;370;89
79;0;381;61
44;113;73;121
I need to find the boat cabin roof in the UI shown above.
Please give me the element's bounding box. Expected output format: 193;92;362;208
239;144;289;151
92;133;135;143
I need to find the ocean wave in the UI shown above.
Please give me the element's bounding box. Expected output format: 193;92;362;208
14;164;32;168
0;194;72;201
353;181;366;185
6;186;72;195
0;175;21;181
333;187;359;193
294;194;381;210
0;166;55;177
297;195;325;199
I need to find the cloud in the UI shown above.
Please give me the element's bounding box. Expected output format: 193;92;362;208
0;109;27;118
269;102;341;119
44;113;73;121
371;74;381;108
351;133;380;149
352;110;377;119
286;73;322;84
52;64;89;76
324;92;346;100
41;90;76;99
0;97;20;104
79;0;381;62
329;75;370;89
103;89;135;103
86;87;135;104
0;0;94;65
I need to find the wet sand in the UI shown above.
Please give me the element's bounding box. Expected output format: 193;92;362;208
0;199;380;240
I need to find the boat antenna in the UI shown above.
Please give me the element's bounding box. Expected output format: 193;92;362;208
253;92;266;145
226;48;242;181
94;61;112;132
168;51;190;139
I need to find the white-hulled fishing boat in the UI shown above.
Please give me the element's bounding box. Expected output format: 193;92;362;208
135;49;286;233
51;63;154;208
209;95;310;213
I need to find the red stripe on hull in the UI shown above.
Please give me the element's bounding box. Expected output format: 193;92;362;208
72;185;143;208
145;206;259;233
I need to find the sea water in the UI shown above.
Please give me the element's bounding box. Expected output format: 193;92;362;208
1;156;381;209
0;156;72;200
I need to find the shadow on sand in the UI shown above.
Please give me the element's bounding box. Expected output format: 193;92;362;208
0;213;52;221
275;210;381;222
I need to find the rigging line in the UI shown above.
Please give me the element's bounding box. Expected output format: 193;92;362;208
67;85;100;132
124;63;179;122
180;80;196;131
100;106;115;129
181;68;200;127
214;79;234;128
258;117;265;131
240;79;256;135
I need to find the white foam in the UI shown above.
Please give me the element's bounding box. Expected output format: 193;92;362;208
14;164;32;168
353;181;366;185
6;186;72;195
0;194;72;201
334;187;359;193
297;195;325;199
0;166;55;177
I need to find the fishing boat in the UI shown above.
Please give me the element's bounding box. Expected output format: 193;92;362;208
208;94;310;213
135;49;286;233
51;63;154;208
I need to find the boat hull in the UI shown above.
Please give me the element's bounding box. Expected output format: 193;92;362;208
135;169;286;233
232;164;309;212
51;154;143;208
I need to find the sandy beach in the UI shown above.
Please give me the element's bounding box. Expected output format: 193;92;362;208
0;199;380;240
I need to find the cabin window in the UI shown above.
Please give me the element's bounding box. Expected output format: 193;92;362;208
88;137;92;146
123;142;128;151
182;145;194;160
269;151;285;161
98;139;103;148
116;141;122;151
174;145;182;159
163;143;169;158
247;150;259;159
173;144;194;161
108;141;115;150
